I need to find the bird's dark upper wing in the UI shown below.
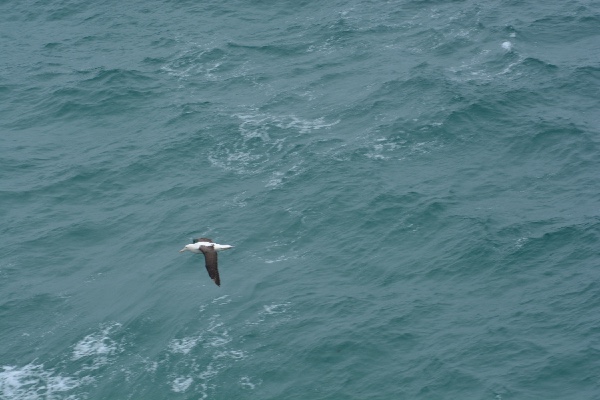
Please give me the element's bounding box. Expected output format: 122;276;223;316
199;245;220;286
193;237;213;243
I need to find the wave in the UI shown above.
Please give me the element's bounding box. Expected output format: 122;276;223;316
0;291;295;399
0;363;88;400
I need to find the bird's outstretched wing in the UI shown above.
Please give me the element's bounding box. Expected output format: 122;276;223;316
193;237;213;244
199;245;220;286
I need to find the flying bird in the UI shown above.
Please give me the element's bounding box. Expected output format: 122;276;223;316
179;238;234;286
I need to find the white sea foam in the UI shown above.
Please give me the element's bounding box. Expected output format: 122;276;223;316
198;364;219;380
246;300;294;327
448;48;500;82
207;335;231;347
515;237;529;249
207;149;263;174
168;335;203;355
265;164;304;188
0;364;86;400
161;41;221;80
240;376;260;389
502;41;512;51
211;295;231;305
206;319;224;333
210;112;337;174
171;376;193;393
144;361;158;374
186;315;232;349
72;323;122;369
410;141;437;155
263;302;291;315
265;255;293;264
365;151;387;160
307;37;337;54
213;349;246;360
236;112;339;138
223;191;249;208
500;55;525;75
197;383;209;399
366;137;438;160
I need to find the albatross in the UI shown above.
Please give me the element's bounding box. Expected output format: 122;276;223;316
179;238;233;286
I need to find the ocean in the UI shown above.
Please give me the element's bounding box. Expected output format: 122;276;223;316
1;0;599;398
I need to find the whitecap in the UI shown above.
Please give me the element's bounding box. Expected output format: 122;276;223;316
266;171;284;188
265;164;304;189
198;364;219;380
206;335;231;347
144;361;158;374
515;237;529;249
263;302;291;315
168;335;203;355
235;112;339;138
211;295;231;305
72;323;123;369
214;350;247;360
171;376;193;393
0;364;86;399
265;255;292;264
365;152;387;160
240;376;260;390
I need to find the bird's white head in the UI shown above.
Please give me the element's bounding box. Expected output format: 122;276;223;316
179;244;193;253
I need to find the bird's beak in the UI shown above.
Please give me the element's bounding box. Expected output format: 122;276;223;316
179;247;187;253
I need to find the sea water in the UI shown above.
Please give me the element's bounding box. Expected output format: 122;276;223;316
1;0;599;398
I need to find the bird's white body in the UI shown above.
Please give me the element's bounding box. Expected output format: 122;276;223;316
179;242;234;253
179;238;233;286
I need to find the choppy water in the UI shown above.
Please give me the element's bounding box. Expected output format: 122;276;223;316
1;0;600;399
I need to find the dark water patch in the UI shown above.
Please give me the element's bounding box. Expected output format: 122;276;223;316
253;90;312;113
43;41;62;50
46;1;89;21
496;87;559;116
0;84;12;95
83;68;154;86
163;101;214;127
563;66;600;101
149;36;178;49
505;118;595;162
513;350;600;398
0;293;71;360
432;34;478;57
514;56;559;76
81;10;111;23
505;221;600;266
440;99;512;140
142;56;169;68
34;69;67;84
311;17;364;45
528;10;600;43
4;68;161;128
227;41;310;58
50;88;157;119
170;46;227;68
73;33;118;46
348;71;451;124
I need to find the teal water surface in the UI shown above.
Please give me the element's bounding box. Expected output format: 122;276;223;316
1;0;600;399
